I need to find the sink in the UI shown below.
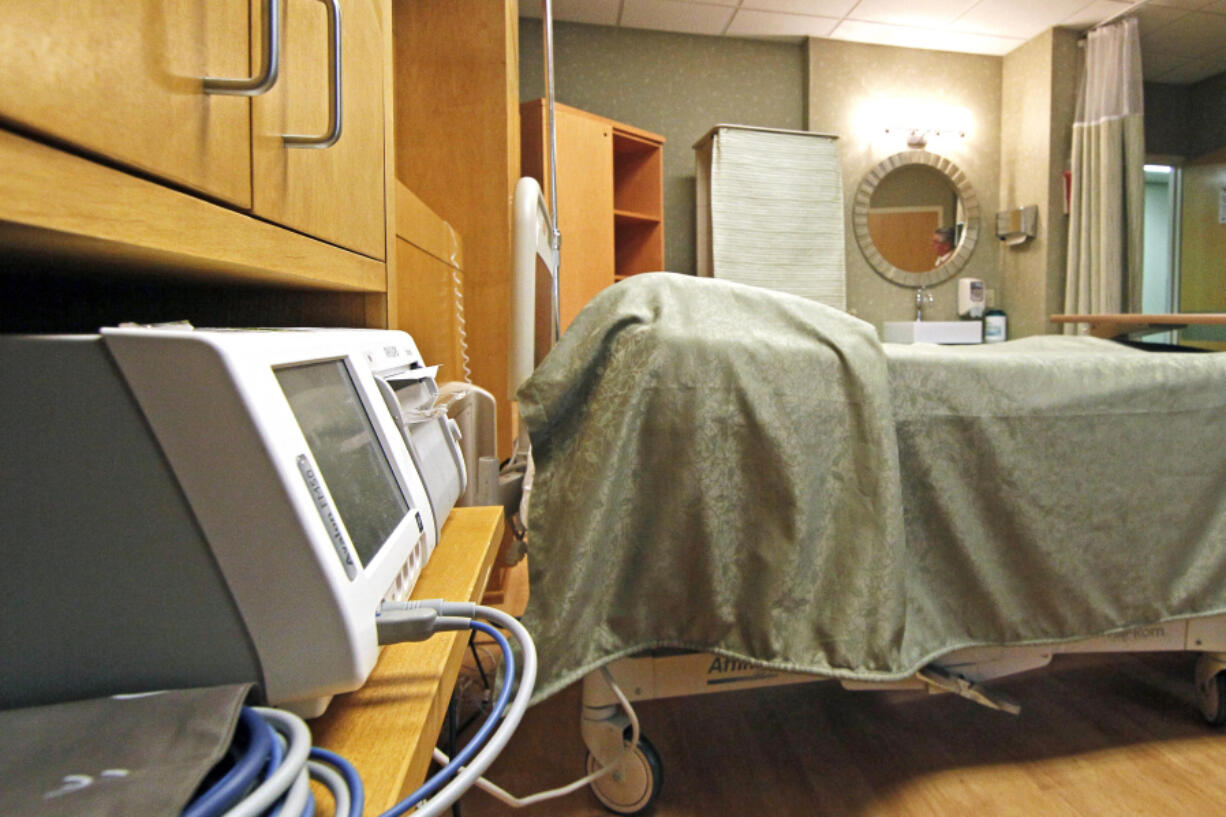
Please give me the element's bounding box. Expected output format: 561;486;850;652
882;320;983;345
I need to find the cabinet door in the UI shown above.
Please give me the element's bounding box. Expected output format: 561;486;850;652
0;0;252;207
252;0;386;259
555;112;615;330
395;239;466;382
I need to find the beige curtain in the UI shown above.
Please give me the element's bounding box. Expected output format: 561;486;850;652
1064;17;1145;331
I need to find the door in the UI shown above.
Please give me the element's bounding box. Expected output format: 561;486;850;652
0;0;252;207
252;0;386;259
1178;148;1226;349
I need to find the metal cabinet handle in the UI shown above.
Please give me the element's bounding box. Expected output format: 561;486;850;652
204;0;282;96
283;0;342;149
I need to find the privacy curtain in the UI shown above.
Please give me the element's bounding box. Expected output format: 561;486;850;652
1064;17;1145;330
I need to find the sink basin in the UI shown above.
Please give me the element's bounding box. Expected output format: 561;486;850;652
882;320;983;345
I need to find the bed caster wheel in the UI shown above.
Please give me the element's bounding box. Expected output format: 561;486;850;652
586;734;663;816
1195;654;1226;726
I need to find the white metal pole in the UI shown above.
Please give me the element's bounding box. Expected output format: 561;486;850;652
542;0;562;341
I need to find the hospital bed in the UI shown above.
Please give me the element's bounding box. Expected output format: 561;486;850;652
508;268;1226;815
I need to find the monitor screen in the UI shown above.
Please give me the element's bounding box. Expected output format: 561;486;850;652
275;359;409;566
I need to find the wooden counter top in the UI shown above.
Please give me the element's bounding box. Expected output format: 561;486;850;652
309;506;505;815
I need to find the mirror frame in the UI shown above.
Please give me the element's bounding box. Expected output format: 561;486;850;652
852;150;981;287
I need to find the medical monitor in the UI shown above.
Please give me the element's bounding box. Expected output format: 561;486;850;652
0;327;461;716
275;359;410;566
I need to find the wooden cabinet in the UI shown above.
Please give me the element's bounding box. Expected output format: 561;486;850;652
393;182;469;384
393;0;521;457
0;0;396;331
521;100;664;330
0;0;253;208
252;0;386;258
1;0;385;258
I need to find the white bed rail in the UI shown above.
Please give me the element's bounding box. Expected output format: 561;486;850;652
509;176;559;398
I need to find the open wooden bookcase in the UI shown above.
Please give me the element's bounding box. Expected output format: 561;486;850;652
522;99;665;327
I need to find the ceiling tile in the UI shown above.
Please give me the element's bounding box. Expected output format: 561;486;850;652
519;0;622;25
1133;3;1191;35
741;0;859;14
1154;57;1224;82
1061;0;1134;28
844;0;979;28
727;8;842;35
951;0;1088;39
1143;9;1226;55
1146;0;1216;9
829;18;1024;54
1140;48;1193;75
621;0;737;34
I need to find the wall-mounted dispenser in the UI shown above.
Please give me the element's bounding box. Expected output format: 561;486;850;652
957;278;985;319
996;205;1038;246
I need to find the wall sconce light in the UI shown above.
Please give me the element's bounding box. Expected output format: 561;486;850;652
883;125;967;149
861;100;972;149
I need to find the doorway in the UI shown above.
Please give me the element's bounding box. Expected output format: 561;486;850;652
1142;163;1180;342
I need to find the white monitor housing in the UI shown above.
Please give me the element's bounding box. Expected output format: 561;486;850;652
1;326;465;716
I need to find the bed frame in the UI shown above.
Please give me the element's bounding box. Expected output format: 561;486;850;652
504;173;1226;814
578;615;1226;814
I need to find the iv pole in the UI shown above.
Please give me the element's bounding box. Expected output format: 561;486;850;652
542;0;562;342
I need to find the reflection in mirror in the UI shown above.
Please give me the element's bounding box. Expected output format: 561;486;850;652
852;150;980;288
866;165;965;274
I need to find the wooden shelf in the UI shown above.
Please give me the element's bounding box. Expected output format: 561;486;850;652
309;506;505;816
614;208;660;225
0;130;386;292
615;218;664;278
612;132;662;219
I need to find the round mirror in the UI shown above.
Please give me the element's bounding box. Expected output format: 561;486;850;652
852;151;980;287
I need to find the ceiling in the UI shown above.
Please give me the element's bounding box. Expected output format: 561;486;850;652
521;0;1226;84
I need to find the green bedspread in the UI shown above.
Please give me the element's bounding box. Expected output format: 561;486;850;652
517;273;1226;704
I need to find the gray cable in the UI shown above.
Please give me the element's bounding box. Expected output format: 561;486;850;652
220;707;312;817
277;769;311;817
408;604;537;817
308;758;352;817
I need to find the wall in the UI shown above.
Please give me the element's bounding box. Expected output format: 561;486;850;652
1189;72;1226;160
1144;82;1190;157
998;28;1080;338
1146;73;1226;160
808;39;1002;330
519;19;807;275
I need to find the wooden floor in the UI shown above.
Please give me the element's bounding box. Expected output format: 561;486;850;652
453;652;1226;816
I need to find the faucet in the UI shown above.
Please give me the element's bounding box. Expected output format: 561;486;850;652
915;286;934;321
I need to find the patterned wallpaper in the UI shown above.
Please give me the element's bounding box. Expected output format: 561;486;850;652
999;28;1080;339
519;19;807;277
808;39;1003;330
520;22;1063;335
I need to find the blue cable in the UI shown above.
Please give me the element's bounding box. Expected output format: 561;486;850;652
299;789;315;817
182;707;274;817
310;747;366;817
379;620;514;817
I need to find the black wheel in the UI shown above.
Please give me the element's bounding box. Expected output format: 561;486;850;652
1198;670;1226;726
585;734;663;816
